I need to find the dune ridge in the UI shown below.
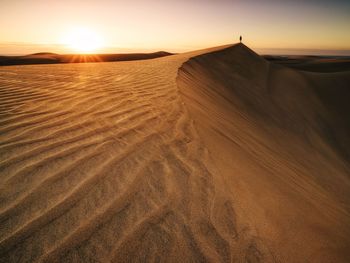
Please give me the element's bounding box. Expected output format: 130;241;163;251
0;43;349;262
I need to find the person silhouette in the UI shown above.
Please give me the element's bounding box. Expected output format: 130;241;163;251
240;35;242;43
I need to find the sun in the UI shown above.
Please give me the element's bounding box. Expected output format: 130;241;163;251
63;27;104;53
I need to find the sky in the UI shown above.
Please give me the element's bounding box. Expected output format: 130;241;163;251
0;0;350;55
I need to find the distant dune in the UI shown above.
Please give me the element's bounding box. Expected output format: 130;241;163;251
0;43;349;262
264;55;350;72
0;51;173;66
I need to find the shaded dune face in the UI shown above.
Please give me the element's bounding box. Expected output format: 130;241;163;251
177;44;350;262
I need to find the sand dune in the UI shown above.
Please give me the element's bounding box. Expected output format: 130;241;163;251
178;44;350;262
264;55;350;73
0;44;349;262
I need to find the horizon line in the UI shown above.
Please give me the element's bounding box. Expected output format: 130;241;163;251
1;42;350;56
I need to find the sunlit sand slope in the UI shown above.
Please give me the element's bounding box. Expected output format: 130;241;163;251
178;44;350;262
1;43;349;262
0;46;273;262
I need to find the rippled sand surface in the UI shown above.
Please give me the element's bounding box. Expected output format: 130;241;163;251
1;44;349;262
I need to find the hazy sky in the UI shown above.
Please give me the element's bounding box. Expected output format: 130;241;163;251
1;0;349;54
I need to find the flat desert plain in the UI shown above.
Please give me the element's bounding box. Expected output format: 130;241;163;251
0;44;350;262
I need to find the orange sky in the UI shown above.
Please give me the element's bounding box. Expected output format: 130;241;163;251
1;0;350;55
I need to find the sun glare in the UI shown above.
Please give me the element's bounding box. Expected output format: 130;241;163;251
63;27;104;53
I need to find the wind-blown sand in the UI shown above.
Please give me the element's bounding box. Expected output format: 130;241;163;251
0;44;349;262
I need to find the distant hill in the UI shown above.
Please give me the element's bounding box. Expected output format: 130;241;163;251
0;51;173;66
29;52;59;56
263;55;350;72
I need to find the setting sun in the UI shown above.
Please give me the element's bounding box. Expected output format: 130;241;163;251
62;27;104;53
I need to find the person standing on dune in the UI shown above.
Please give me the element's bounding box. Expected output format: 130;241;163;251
240;35;242;43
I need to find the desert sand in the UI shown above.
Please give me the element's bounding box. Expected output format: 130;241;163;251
0;43;349;262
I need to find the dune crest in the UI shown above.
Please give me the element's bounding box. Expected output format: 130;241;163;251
178;43;350;262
